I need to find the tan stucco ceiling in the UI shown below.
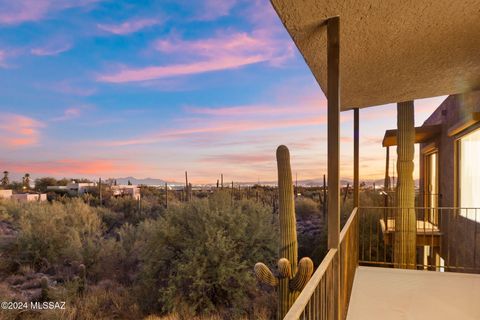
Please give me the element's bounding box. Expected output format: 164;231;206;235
270;0;480;111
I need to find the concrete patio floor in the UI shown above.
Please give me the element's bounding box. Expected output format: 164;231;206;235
347;266;480;320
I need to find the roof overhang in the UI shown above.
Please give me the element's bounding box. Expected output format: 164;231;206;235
382;125;442;147
270;0;480;111
448;111;480;136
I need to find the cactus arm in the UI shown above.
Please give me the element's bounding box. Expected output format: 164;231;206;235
277;258;292;278
289;257;314;291
254;262;278;287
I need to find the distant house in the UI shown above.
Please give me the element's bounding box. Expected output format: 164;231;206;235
47;181;96;196
11;193;47;202
111;185;141;200
0;190;13;199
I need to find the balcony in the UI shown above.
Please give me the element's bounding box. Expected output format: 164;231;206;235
284;207;480;320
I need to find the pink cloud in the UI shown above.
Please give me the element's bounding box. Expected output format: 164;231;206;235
97;29;294;83
184;102;324;117
99;115;328;147
200;153;273;165
50;81;96;96
0;0;102;25
51;105;92;122
194;0;237;21
30;43;72;56
0;113;45;147
0;158;137;177
155;32;261;56
97;55;267;83
0;50;7;67
155;30;292;65
97;18;161;35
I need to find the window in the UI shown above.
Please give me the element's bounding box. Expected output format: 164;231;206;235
458;128;480;221
424;151;438;223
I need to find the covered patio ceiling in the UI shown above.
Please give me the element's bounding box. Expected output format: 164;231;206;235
270;0;480;111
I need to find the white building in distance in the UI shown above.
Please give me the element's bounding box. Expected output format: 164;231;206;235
111;185;141;200
47;181;96;195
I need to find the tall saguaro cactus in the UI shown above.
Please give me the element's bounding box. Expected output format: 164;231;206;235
254;145;314;319
395;101;417;268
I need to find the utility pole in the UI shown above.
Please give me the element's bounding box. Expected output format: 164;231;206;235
165;182;168;208
295;172;298;198
185;171;189;202
99;177;102;206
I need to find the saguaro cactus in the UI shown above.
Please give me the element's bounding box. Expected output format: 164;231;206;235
40;276;49;301
395;101;417;268
78;264;86;295
254;145;314;319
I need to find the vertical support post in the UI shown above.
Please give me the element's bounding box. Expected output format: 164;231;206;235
384;146;390;213
327;16;340;320
384;146;390;191
353;108;360;208
395;101;417;269
323;174;327;218
327;16;340;250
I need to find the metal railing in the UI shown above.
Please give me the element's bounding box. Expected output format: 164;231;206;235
358;207;480;272
284;208;359;320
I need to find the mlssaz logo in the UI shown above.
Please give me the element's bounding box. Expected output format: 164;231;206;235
30;302;66;310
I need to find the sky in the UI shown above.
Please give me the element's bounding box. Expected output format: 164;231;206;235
0;0;446;184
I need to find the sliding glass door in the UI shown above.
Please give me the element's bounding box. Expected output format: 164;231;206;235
458;128;480;221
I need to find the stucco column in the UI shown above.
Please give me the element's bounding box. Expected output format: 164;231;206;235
394;101;417;268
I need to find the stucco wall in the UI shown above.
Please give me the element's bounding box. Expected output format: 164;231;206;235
419;90;480;271
420;91;480;207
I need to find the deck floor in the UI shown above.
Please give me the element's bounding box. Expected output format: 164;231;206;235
347;266;480;320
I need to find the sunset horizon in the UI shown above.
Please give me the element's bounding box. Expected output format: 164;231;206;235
0;0;446;184
1;1;479;319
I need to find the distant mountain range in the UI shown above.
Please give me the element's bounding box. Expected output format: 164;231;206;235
113;176;418;187
115;177;171;186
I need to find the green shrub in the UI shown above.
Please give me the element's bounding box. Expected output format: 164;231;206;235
295;197;320;219
5;199;102;267
136;191;277;318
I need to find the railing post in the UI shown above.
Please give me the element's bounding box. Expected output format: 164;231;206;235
354;108;360;208
327;15;341;320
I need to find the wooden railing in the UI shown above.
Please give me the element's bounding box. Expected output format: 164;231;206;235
339;207;359;318
358;207;480;272
284;208;359;320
